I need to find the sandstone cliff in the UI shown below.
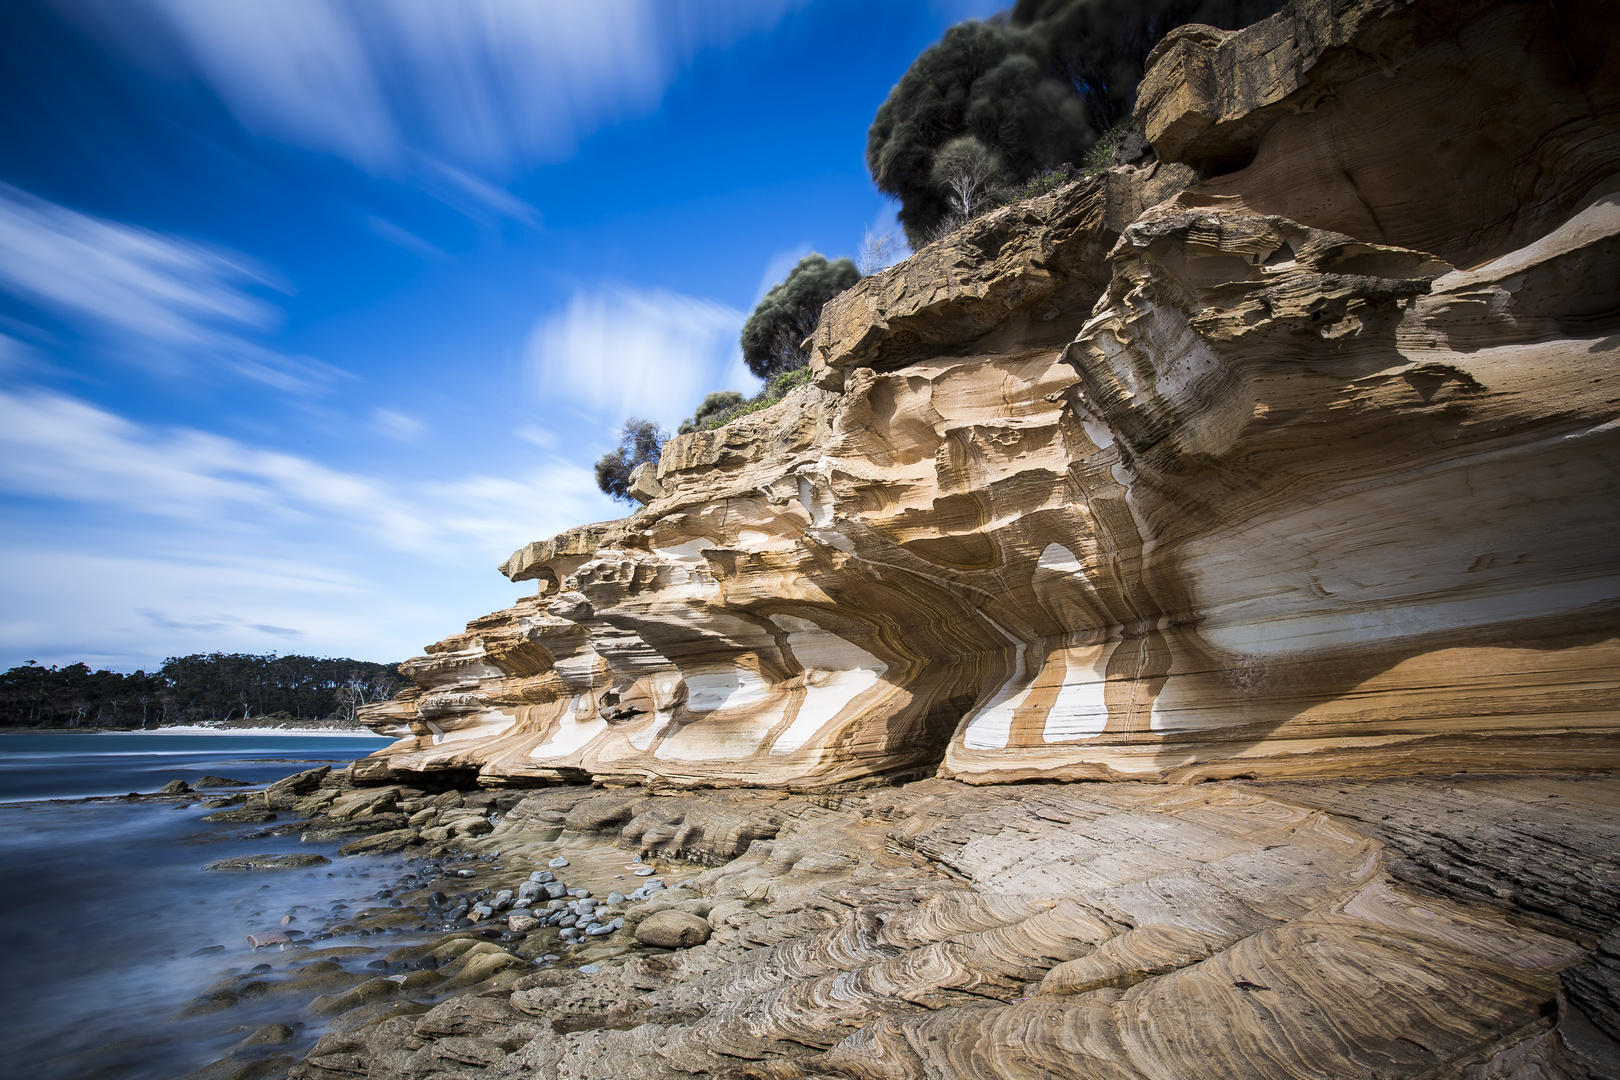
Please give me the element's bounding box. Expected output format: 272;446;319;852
359;0;1620;791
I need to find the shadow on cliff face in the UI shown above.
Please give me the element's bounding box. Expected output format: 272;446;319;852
1137;602;1620;780
1170;0;1620;271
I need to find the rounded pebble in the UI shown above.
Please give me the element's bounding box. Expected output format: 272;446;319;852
634;867;655;876
548;857;569;868
578;964;601;973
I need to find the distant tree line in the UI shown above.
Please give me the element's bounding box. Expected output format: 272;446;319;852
0;653;403;729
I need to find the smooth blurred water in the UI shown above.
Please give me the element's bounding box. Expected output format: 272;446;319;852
0;732;389;801
0;733;405;1080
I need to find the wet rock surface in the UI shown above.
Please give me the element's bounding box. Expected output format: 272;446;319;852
206;853;331;872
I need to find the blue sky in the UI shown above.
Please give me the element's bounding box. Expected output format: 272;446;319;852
0;0;1003;672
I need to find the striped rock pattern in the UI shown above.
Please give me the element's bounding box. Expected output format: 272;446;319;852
357;0;1620;791
292;775;1618;1079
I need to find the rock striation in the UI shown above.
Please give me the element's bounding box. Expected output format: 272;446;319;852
360;0;1620;791
292;773;1620;1079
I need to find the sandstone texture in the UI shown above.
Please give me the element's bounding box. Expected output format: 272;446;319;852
293;773;1620;1079
359;0;1620;790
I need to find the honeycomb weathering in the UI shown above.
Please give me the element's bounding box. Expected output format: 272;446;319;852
358;0;1620;791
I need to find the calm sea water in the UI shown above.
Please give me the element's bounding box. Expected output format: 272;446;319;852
0;732;401;1080
0;731;390;802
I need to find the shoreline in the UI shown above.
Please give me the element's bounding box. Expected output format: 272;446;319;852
0;726;388;738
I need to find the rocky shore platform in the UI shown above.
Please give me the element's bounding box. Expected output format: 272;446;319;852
131;762;1620;1080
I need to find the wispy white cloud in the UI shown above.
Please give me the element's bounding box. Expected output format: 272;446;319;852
370;407;427;441
525;286;756;429
0;386;606;555
0;183;340;392
366;216;451;261
0;181;277;344
0;331;46;376
61;0;808;216
0;386;618;667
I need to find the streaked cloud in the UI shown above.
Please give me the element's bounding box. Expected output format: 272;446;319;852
525;286;756;428
0;385;618;667
0;386;603;556
0;181;277;344
366;216;451;261
0;183;339;392
370;407;427;441
61;0;808;198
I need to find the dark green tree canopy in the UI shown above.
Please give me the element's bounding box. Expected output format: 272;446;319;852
869;0;1285;245
740;254;861;379
595;417;666;504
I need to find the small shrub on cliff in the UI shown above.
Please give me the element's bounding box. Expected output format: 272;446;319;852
595;417;667;504
868;0;1286;245
675;368;816;436
740;254;860;380
678;391;746;435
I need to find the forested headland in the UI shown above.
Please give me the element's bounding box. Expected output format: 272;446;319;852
0;653;403;729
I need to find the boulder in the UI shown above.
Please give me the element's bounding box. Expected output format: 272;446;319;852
264;765;330;799
194;775;249;788
205;853;332;871
326;787;400;822
337;829;419;856
634;910;711;949
201;808;276;824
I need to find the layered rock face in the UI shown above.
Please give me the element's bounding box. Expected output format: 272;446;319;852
360;0;1620;789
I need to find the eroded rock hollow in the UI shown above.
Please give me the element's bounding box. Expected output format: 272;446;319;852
361;0;1620;793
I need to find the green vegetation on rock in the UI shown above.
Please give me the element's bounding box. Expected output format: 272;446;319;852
740;254;860;380
868;0;1285;245
681;367;814;434
678;391;746;435
595;417;667;504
